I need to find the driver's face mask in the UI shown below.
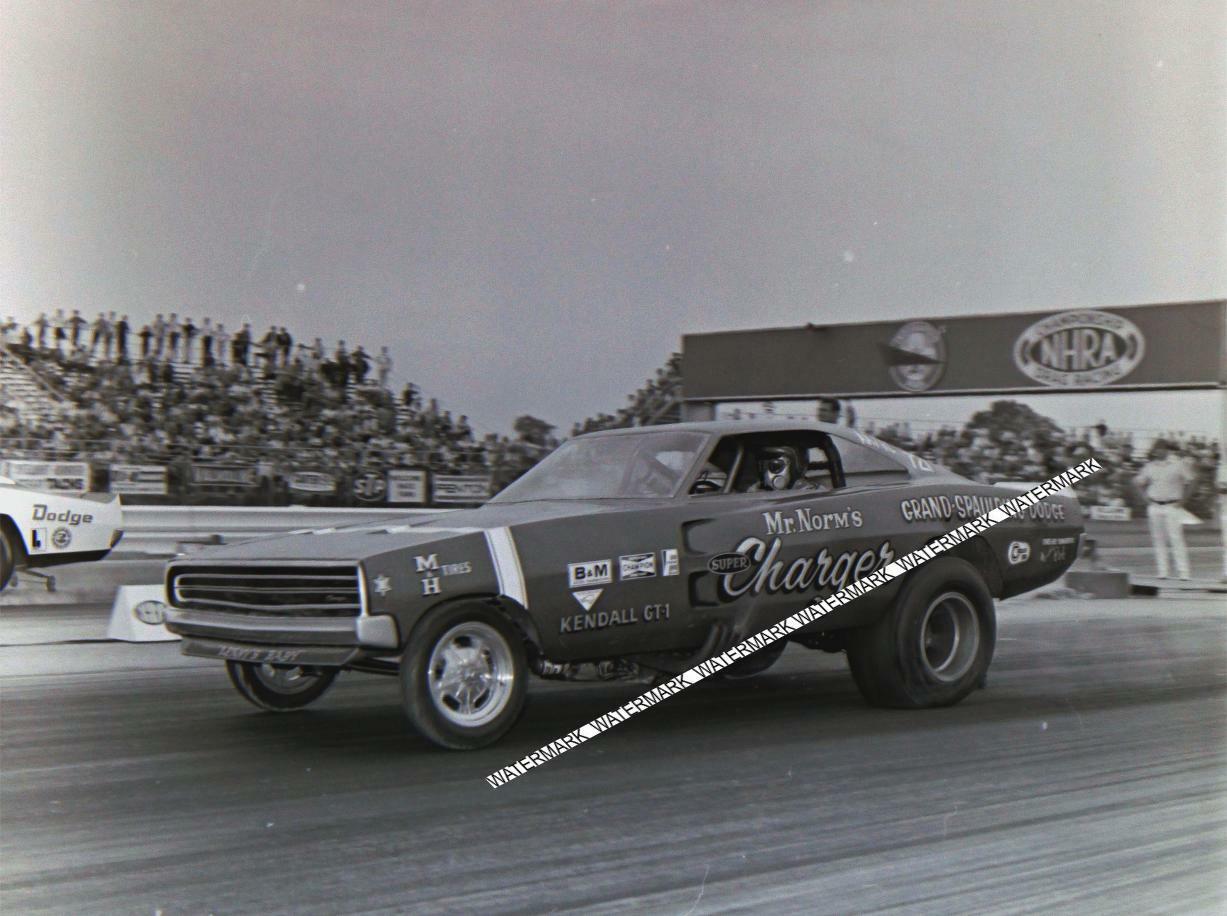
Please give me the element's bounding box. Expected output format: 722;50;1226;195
763;456;791;490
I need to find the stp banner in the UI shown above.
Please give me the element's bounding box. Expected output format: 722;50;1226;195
110;464;168;495
432;475;490;504
1;460;89;493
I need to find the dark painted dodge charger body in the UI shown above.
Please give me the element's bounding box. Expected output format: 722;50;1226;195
164;421;1084;749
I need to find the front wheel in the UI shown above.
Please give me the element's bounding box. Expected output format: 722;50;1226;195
225;661;339;711
846;557;995;709
0;525;15;591
401;603;528;750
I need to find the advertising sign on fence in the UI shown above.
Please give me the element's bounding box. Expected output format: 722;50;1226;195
352;470;387;503
109;464;168;495
191;464;257;488
287;471;336;494
432;475;490;504
387;469;427;504
1;460;90;493
1088;505;1133;522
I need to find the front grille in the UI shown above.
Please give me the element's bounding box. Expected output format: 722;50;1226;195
169;565;363;617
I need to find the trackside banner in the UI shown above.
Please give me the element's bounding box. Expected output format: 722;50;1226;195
109;464;168;495
1;460;89;493
486;458;1103;789
682;301;1225;400
432;475;490;504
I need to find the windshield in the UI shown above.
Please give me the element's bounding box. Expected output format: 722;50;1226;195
491;430;709;502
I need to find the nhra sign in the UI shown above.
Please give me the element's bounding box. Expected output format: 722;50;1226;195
353;470;387;503
1;460;89;493
682;301;1224;400
387;469;426;504
109;464;167;495
191;464;257;488
432;475;490;504
287;471;336;494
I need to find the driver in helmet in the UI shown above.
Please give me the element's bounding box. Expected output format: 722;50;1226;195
749;445;816;492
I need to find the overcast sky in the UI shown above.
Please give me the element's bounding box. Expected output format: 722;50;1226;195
3;1;1224;436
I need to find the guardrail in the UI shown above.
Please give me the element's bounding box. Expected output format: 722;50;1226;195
117;505;449;555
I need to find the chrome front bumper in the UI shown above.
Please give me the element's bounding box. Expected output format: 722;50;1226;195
164;608;400;649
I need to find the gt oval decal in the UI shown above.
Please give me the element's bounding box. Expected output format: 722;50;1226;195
1013;310;1145;388
708;553;752;574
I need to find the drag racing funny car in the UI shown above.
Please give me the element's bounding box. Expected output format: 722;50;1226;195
0;475;125;591
162;421;1084;749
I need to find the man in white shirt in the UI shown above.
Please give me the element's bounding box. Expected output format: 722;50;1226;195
1134;440;1195;579
1217;457;1227;581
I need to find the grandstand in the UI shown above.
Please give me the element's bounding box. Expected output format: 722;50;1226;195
0;313;544;506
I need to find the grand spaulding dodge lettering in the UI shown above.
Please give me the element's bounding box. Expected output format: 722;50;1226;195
161;421;1084;750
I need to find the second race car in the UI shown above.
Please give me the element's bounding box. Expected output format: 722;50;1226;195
0;475;125;591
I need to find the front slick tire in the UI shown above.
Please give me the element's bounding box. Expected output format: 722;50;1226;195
401;603;528;750
846;557;995;709
225;661;339;711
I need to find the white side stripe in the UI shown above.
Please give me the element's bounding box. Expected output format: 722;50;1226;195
485;527;528;608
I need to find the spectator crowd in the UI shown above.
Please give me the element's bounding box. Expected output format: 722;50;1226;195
1;312;1221;516
0;311;549;503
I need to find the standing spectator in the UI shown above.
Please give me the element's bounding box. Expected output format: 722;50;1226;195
139;324;153;360
104;311;118;360
1216;457;1227;582
167;312;180;361
234;323;252;368
375;345;393;388
54;314;67;354
200;318;214;368
260;326;278;378
215;323;230;367
152;313;167;358
334;341;350;394
352;345;370;385
277;327;293;366
401;382;419;410
69;309;86;351
116;314;130;363
34;312;49;349
1135;439;1196;580
89;312;106;357
183;316;197;365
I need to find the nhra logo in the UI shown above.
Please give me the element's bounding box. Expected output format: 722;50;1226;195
879;321;946;392
1013;310;1145;388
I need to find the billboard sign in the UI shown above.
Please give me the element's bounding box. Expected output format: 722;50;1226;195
110;464;168;495
1;460;89;493
682;301;1224;401
432;475;490;504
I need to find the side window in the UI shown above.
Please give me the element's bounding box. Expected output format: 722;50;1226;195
833;439;911;486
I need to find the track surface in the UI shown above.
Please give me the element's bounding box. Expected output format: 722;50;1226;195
2;597;1225;914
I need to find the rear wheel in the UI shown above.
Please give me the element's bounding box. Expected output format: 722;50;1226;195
401;603;528;750
225;661;339;711
846;557;995;709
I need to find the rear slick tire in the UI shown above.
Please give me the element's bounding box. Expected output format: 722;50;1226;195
846;557;995;709
0;525;16;592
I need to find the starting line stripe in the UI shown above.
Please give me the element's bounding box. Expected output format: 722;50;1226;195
486;458;1102;789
